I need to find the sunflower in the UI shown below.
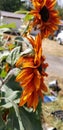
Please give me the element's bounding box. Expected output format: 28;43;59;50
30;0;60;38
16;34;48;110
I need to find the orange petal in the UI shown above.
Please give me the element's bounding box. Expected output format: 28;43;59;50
27;94;33;108
41;82;48;92
47;0;56;9
21;73;33;87
16;57;23;67
39;90;44;100
19;83;34;106
22;61;34;68
32;92;38;111
33;69;41;91
27;35;35;48
23;84;34;95
19;94;30;106
16;68;32;82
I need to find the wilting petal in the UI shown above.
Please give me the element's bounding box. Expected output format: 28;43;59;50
16;68;32;82
32;91;39;110
33;69;41;91
5;63;10;72
16;57;24;67
27;94;33;108
27;35;35;48
19;93;31;106
38;90;44;100
21;73;33;87
23;84;34;95
19;85;34;106
40;82;48;92
22;60;34;68
16;33;48;110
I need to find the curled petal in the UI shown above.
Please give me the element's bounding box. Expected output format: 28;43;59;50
40;82;48;92
16;68;33;82
32;92;38;111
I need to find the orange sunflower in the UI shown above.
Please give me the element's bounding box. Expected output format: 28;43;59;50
30;0;60;38
16;34;48;110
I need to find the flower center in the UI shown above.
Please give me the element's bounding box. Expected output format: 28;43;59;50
39;6;49;22
38;64;42;74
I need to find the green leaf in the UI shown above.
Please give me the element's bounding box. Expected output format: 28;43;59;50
0;23;16;29
0;69;7;78
20;48;32;57
1;99;20;109
0;114;5;130
22;37;33;48
6;46;21;65
19;107;42;130
24;13;33;21
0;73;42;130
1;105;42;130
15;36;24;42
3;108;20;130
0;76;21;108
15;10;28;14
11;102;24;130
5;107;24;130
0;46;4;51
0;84;21;107
5;75;21;91
0;50;9;63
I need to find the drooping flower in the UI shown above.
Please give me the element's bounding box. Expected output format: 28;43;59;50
30;0;60;38
16;34;48;110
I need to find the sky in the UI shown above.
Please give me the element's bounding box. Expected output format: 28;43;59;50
57;0;63;7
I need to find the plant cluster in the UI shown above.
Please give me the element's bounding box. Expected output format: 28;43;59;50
0;0;60;130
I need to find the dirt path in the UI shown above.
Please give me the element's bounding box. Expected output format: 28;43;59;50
42;39;63;130
43;39;63;57
45;54;63;77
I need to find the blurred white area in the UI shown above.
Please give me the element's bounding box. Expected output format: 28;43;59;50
57;0;63;8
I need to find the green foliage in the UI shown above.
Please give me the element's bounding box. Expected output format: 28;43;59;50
0;33;42;130
57;7;63;20
0;69;7;78
15;10;28;14
24;13;34;21
55;3;63;20
6;46;21;66
0;0;21;12
0;75;42;130
0;23;16;29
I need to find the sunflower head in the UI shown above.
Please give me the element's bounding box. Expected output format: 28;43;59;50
39;5;49;22
30;0;60;38
16;34;48;110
